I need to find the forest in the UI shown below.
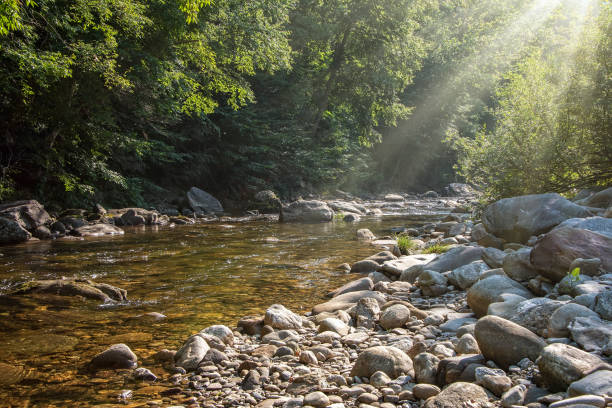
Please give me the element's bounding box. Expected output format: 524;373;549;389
0;0;610;210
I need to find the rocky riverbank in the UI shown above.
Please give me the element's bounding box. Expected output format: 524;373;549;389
0;184;473;245
64;188;612;408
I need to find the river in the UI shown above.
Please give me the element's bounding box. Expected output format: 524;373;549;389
0;210;448;406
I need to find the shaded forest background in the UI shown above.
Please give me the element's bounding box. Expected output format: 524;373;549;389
0;0;610;210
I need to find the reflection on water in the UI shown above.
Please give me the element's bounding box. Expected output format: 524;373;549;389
0;215;441;406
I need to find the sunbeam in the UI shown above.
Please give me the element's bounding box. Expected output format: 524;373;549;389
376;0;602;189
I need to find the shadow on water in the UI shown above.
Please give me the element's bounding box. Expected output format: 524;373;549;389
0;214;443;406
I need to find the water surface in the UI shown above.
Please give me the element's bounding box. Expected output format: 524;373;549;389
0;213;444;406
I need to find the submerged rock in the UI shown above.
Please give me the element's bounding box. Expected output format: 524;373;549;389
74;224;124;237
10;279;127;302
0;363;26;386
89;344;137;370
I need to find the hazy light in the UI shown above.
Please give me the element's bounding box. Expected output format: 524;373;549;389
380;0;599;187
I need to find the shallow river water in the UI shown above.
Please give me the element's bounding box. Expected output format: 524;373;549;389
0;212;446;407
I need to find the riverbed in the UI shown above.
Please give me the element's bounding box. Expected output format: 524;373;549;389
0;210;448;406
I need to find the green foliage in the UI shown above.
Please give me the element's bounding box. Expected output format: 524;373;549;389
422;243;452;254
0;0;609;208
448;4;612;199
0;0;294;207
395;235;417;255
333;212;345;221
568;267;581;285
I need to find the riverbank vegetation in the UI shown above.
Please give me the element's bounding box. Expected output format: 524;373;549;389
0;0;609;209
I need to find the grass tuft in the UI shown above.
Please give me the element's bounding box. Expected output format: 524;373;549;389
422;243;452;254
395;234;417;255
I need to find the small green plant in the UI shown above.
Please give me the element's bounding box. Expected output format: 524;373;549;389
568;266;581;285
395;234;416;255
423;243;452;254
333;212;345;221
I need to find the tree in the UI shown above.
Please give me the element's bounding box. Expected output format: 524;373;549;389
0;0;294;206
449;4;611;198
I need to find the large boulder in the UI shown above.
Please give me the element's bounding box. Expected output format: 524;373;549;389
264;304;302;329
467;275;534;317
420;246;484;273
119;209;146;226
350;346;414;378
357;228;376;241
553;216;612;238
350;260;381;273
423;382;489;408
354;297;381;329
482;247;507;269
530;227;612;282
436;354;485;385
201;325;234;346
482;193;592;243
0;200;52;231
475;316;546;370
0;217;31;244
413;352;440;384
384;194;404;202
576;187;612;208
187;187;224;214
312;290;386;314
381;255;436;278
537;343;612;391
280;200;333;222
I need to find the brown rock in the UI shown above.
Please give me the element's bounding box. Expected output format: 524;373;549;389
530;227;612;282
423;382;489;408
537;343;612;391
474;316;546;370
436;354;485;386
350;346;414;379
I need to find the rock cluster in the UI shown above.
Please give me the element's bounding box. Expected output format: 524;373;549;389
5;189;612;407
84;190;610;407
